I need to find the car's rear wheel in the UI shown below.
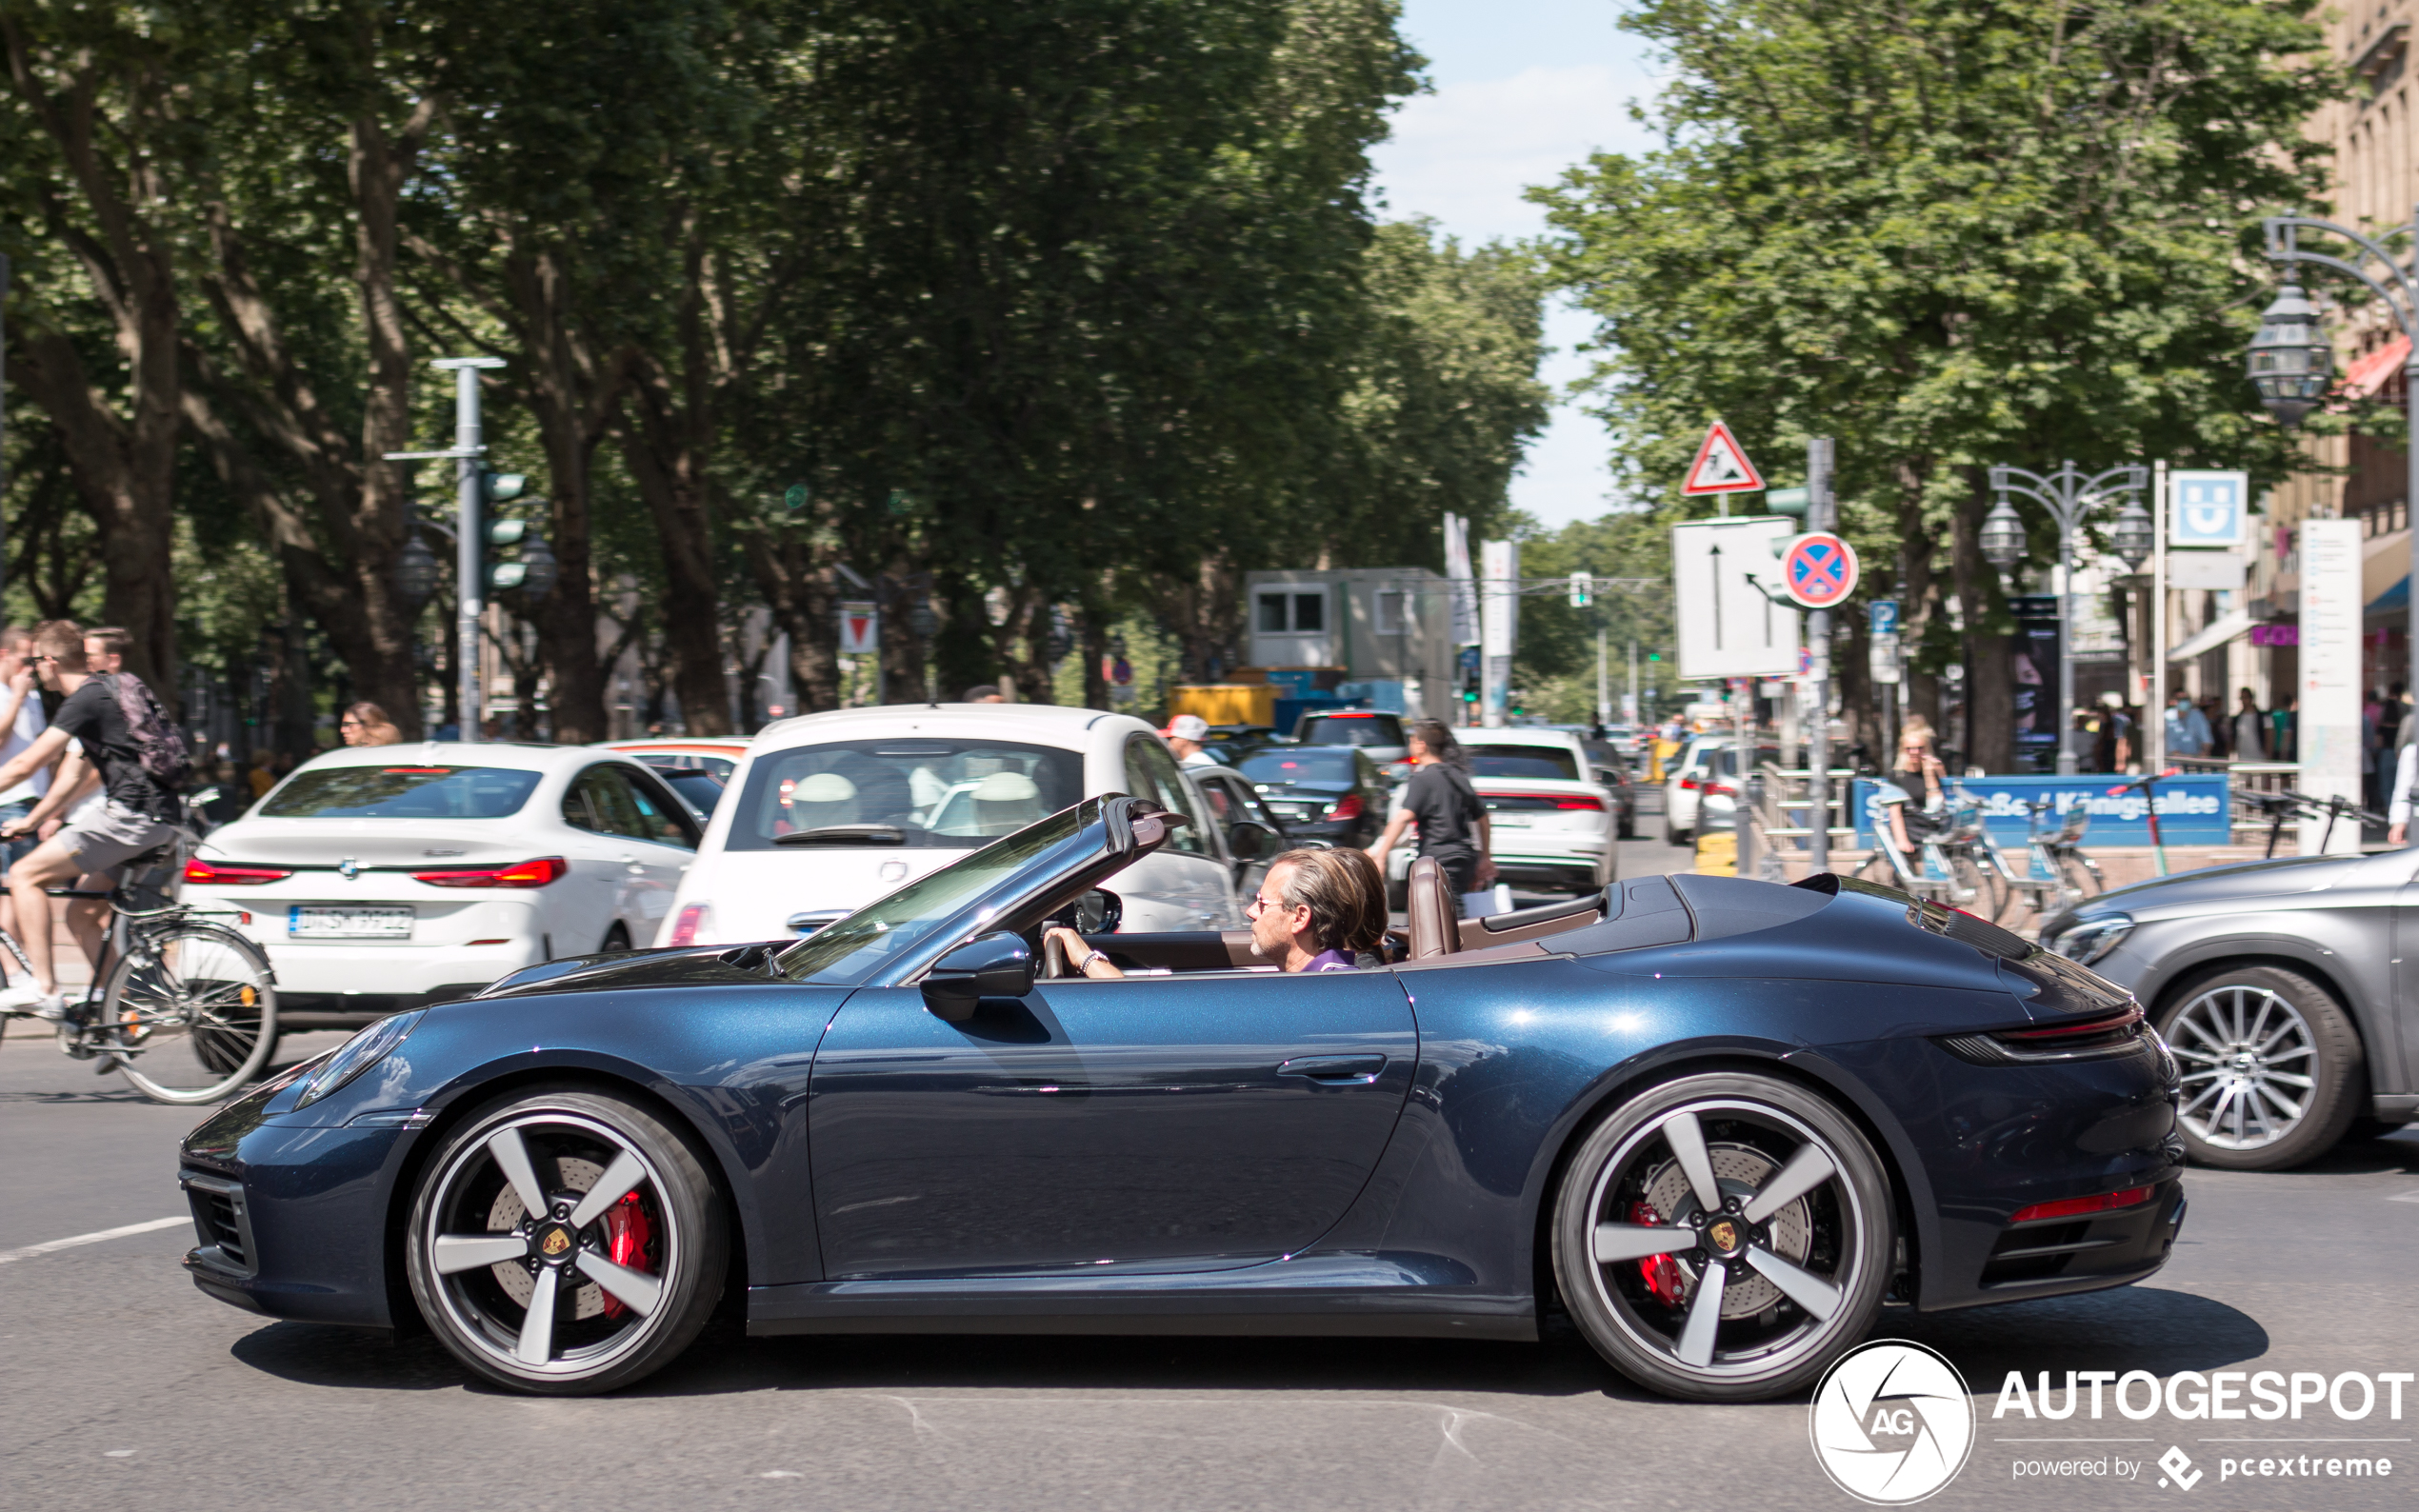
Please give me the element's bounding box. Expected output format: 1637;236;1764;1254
406;1085;728;1395
2155;965;2362;1170
1551;1072;1892;1402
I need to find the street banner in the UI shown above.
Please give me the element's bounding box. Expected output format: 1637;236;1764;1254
2298;518;2365;854
1481;538;1517;726
1671;516;1800;680
1848;774;2230;848
839;600;879;655
1681;419;1766;495
2169;470;2249;547
1442;510;1480;647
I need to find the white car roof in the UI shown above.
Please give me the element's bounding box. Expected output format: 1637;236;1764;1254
288;741;630;774
594;737;752;753
750;703;1149;752
1457;727;1583;748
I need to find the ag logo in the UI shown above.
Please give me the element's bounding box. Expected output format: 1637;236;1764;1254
1809;1340;1975;1504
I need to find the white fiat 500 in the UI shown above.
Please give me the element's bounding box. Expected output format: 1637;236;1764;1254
182;744;702;1033
660;703;1249;945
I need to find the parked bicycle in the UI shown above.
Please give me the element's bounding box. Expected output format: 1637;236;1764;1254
0;834;279;1104
1993;795;2101;917
1854;786;1995;911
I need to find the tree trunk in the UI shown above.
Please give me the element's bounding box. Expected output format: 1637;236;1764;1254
614;355;730;734
503;243;621;744
1080;611;1111;713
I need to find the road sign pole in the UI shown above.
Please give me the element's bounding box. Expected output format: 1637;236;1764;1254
1806;437;1834;879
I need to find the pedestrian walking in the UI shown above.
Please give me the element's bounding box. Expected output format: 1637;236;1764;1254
2164;688;2212;758
1163;713;1217;767
2230;689;2268;761
1364;719;1495;912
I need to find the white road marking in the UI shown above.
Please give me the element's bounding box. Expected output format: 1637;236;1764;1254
0;1215;188;1264
2389;1189;2419;1204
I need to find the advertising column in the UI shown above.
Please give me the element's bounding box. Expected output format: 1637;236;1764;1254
2297;518;2364;855
1481;538;1517;727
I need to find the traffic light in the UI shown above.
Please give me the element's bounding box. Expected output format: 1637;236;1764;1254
1568;570;1592;608
481;470;527;506
1768;486;1809;519
480;475;556;602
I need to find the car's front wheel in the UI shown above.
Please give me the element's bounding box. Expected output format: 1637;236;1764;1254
2155;965;2362;1170
405;1085;729;1394
1551;1072;1892;1401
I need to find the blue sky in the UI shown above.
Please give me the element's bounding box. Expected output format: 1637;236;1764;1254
1369;0;1666;529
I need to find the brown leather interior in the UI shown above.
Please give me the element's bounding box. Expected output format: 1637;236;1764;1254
1220;928;1260;967
1398;939;1551;970
1456;903;1603;950
1406;857;1458;960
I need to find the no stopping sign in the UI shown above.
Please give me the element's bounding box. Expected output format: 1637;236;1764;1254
1782;532;1859;609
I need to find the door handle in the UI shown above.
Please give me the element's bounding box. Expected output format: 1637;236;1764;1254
1277;1054;1387;1084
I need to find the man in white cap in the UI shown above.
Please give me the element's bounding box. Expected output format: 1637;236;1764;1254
1165;714;1218;767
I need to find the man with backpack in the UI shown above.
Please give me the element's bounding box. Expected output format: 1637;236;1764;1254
0;622;187;1020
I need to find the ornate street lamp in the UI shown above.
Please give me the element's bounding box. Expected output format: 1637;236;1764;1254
1986;462;2149;774
2245;284;2333;428
516;532;558;605
2110;499;2155;572
1980;496;2028;570
396;530;441;609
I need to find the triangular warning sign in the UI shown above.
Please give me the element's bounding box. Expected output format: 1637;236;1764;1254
1682;419;1766;495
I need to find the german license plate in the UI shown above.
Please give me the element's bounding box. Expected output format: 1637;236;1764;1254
288;905;413;939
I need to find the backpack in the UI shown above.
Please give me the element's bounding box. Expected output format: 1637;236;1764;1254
103;671;192;792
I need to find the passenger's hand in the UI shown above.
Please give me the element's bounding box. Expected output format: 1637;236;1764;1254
5;665;31;696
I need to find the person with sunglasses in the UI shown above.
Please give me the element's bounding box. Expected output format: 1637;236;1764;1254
1044;846;1387;979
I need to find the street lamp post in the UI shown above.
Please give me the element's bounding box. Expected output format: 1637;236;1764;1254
2254;214;2418;726
1982;461;2149;775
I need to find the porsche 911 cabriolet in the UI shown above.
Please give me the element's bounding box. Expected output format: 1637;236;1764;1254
179;795;2185;1402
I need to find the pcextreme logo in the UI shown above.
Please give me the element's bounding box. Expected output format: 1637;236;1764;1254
1810;1341;1976;1504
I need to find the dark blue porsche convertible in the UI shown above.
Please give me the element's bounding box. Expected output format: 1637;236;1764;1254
179;795;2184;1402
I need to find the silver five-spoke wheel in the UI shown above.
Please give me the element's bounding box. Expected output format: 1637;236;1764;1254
2154;965;2360;1171
406;1088;727;1394
1553;1073;1892;1401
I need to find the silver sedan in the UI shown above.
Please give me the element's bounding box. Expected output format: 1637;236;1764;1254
2040;848;2418;1170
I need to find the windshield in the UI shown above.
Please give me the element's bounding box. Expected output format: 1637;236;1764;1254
636;751;737;783
728;738;1084;850
1460;744;1579;782
1300;714;1403;747
1239;749;1358;785
261;765;544;820
773;802;1094;985
662;769;725;821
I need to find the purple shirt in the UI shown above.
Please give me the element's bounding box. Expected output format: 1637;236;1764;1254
1299;949;1358;973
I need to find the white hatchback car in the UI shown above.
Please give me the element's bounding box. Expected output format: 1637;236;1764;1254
1384;726;1623;899
660;704;1249;945
183;743;704;1035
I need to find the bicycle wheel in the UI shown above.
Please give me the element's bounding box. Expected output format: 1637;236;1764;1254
106;920;279;1105
2055;851;2102;905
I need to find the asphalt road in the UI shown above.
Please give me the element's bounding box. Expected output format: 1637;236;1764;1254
6;822;2416;1512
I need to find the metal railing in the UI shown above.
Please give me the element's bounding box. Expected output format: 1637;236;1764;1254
2169;758;2304;844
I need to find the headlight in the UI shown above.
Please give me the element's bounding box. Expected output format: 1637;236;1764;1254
2047;914;2134;965
294;1010;425;1108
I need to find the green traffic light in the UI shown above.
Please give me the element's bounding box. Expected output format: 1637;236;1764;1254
487;519;529;547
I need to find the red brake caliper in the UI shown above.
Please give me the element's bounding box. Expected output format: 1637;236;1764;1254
597;1192;654;1319
1628;1202;1687;1306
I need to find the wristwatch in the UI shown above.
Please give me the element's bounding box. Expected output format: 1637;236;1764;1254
1073;946;1104;975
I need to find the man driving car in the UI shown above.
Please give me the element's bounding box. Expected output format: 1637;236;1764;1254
1047;846;1385;978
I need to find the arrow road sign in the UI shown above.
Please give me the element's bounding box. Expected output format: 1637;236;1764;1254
1781;532;1859;608
1682;419;1766;495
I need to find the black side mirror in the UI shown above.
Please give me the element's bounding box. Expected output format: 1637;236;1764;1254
1073;887;1122;934
1227;819;1276;861
921;930;1033;1021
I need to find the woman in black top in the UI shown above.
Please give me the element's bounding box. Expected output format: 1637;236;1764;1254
1364;719;1494;897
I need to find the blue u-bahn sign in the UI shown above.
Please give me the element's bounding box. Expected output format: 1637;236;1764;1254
1849;774;2232;848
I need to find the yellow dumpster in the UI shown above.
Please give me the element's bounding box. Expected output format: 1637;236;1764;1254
1168;684;1278;728
1693;829;1736;876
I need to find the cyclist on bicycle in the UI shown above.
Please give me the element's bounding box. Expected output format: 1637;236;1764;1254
0;622;180;1021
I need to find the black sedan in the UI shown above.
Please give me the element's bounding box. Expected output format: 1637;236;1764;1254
1231;746;1384;847
182;798;2183;1403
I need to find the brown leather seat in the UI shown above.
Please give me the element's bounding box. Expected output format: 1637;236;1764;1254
1406;857;1459;960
